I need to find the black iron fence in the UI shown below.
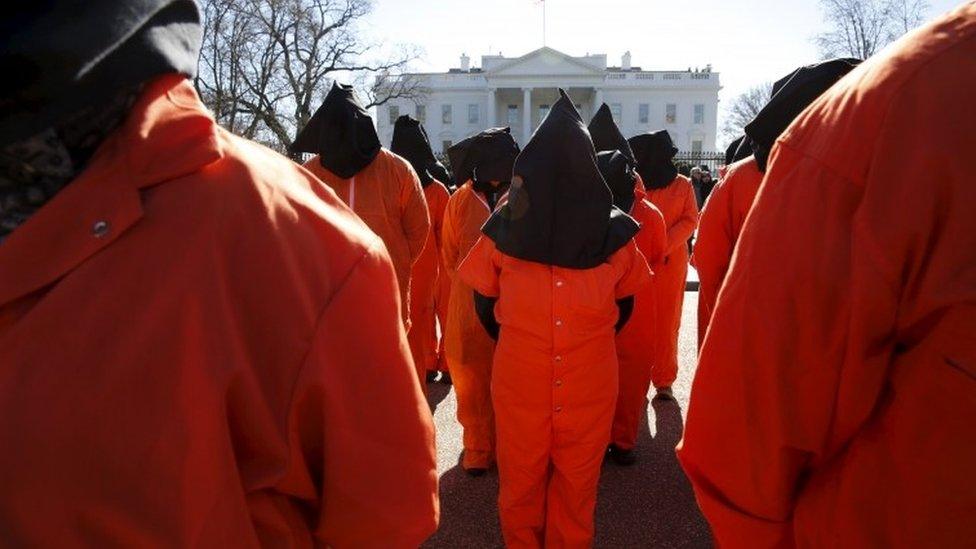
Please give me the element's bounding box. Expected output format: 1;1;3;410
675;151;725;175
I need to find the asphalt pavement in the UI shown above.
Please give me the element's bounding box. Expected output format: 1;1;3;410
422;292;712;548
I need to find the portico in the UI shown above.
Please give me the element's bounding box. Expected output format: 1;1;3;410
376;47;721;154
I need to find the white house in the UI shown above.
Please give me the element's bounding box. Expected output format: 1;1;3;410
375;47;721;155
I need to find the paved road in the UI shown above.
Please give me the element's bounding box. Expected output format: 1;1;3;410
422;292;712;548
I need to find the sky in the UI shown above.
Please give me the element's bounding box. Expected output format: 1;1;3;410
363;0;961;145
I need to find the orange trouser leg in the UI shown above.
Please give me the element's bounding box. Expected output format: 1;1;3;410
407;306;436;393
546;389;616;548
494;396;551;548
611;352;651;450
652;258;688;388
450;356;495;469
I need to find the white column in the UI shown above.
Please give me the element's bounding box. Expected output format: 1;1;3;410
522;87;533;144
594;88;604;113
487;88;497;127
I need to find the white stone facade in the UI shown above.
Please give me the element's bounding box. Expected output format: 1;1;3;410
375;47;721;155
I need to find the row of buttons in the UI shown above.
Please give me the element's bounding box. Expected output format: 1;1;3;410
554;278;567;413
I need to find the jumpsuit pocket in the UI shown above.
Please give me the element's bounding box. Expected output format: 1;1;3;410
568;267;616;335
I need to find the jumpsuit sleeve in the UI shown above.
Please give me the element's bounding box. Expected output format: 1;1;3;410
666;182;700;255
286;242;439;548
400;163;432;266
691;178;735;323
614;240;653;299
440;197;461;277
644;204;669;267
677;141;899;548
457;236;501;298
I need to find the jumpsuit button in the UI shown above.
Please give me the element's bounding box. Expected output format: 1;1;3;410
555;280;564;287
554;406;562;413
91;220;110;238
555;319;563;327
554;380;563;387
554;355;562;363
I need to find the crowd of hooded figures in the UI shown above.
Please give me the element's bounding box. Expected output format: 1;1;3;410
1;1;974;548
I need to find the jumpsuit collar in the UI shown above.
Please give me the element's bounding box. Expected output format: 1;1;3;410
0;74;223;309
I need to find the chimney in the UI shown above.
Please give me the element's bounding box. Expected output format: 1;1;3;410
460;53;470;72
622;51;632;71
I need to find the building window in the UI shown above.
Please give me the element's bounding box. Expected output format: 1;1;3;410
666;103;677;124
442;104;452;124
416;104;426;123
694;104;705;124
388;105;399;125
692;139;703;153
610;103;622;124
442;140;452;153
638;103;649;124
507;104;519;126
468;103;479;124
539;104;550;121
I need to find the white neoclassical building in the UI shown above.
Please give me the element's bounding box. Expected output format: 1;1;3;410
376;47;721;155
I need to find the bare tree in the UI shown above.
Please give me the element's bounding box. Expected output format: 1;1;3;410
813;0;930;59
196;0;426;154
888;0;930;33
721;82;773;142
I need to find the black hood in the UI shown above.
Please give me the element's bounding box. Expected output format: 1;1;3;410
482;89;639;269
391;115;436;187
588;104;634;160
291;82;381;179
447;127;519;191
596;150;638;213
725;136;745;166
0;0;202;146
428;160;453;186
746;58;860;172
628;130;679;190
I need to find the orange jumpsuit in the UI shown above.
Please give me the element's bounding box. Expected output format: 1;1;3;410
407;180;451;387
0;75;438;547
304;149;430;327
643;174;698;388
441;180;502;469
611;179;668;451
679;4;976;546
460;236;651;548
691;156;763;346
433;257;453;372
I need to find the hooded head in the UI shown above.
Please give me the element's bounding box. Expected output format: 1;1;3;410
596;150;639;213
447;127;519;193
390;115;436;187
482;89;639;269
628;130;679;190
291;82;381;179
588;104;634;160
746;58;861;172
427;160;453;186
0;0;202;147
725;136;745;166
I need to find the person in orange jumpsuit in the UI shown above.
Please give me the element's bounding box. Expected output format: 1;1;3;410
693;60;859;347
442;127;520;474
460;91;651;548
627;130;698;398
589;106;668;465
391;115;452;390
0;3;438;546
679;5;976;546
294;83;430;328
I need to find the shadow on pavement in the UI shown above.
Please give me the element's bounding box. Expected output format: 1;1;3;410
422;459;504;548
426;381;452;414
594;398;713;548
423;396;712;548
